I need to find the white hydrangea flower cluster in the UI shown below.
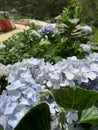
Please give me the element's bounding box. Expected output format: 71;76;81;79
1;53;98;129
81;25;92;35
0;44;6;49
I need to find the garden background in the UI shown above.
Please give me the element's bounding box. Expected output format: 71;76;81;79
0;0;98;130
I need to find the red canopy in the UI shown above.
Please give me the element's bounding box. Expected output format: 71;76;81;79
0;19;14;32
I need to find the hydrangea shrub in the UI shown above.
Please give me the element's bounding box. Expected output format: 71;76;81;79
0;53;98;129
0;1;93;65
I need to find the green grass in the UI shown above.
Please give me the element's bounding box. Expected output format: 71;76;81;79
94;29;98;43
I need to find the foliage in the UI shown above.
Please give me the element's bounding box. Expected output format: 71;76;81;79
28;0;89;62
0;0;91;65
28;22;41;31
93;28;98;43
0;13;7;19
1;0;98;28
86;27;98;53
0;0;70;20
0;29;41;65
0;1;98;129
79;105;98;124
56;0;83;42
52;87;98;112
76;0;98;27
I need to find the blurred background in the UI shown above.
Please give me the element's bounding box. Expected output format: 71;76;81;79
0;0;98;26
0;0;98;43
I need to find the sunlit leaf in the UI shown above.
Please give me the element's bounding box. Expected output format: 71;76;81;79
78;105;98;124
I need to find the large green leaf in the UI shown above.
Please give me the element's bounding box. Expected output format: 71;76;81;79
52;87;98;111
78;105;98;124
14;102;51;130
0;125;4;130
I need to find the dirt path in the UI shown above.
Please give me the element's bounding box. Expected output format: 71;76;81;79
0;24;29;43
0;19;55;43
29;19;48;26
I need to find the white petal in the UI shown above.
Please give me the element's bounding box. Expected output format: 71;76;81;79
22;88;34;98
25;77;36;84
0;115;7;130
60;80;69;87
66;117;73;124
82;77;89;83
90;63;98;72
81;65;90;72
8;90;21;102
72;112;78;121
6;81;26;90
20;98;30;106
27;58;40;65
20;72;32;78
71;68;79;74
8;73;15;83
46;81;52;88
4;102;17;115
15;112;24;121
48;73;55;79
87;72;96;80
14;104;29;113
8;120;18;128
65;72;74;80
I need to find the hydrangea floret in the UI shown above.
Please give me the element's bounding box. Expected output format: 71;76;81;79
38;24;56;35
80;44;91;52
38;24;56;40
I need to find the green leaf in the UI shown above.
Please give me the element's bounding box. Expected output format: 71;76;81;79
0;125;4;130
14;102;51;130
78;105;98;124
39;41;51;45
52;87;98;111
68;18;80;24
